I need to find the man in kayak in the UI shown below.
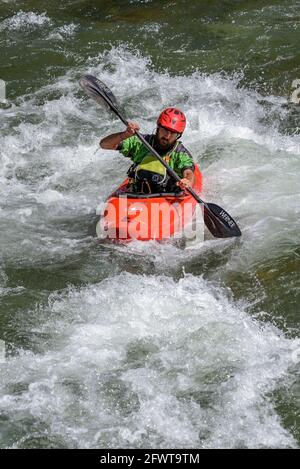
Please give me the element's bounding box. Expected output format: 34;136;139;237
100;108;195;194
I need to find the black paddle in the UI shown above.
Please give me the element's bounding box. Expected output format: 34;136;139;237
79;74;242;238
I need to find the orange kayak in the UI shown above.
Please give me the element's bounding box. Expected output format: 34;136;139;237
98;164;203;242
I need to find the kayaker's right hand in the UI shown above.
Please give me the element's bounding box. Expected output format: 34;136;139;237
122;122;140;139
100;122;140;150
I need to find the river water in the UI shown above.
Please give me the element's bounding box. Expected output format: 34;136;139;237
0;0;299;449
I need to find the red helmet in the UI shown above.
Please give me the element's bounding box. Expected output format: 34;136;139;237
157;107;186;134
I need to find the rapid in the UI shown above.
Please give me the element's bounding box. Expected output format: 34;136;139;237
0;0;299;448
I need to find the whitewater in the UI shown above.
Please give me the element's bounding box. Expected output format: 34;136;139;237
0;4;299;448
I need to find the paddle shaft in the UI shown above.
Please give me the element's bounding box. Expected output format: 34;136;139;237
107;100;207;207
81;74;241;237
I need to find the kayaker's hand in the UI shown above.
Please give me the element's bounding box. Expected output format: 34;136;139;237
100;122;140;150
123;122;140;139
177;178;192;189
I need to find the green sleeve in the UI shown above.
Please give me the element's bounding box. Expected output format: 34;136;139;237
119;135;140;159
176;152;194;172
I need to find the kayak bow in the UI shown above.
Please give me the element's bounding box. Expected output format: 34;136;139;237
98;165;203;241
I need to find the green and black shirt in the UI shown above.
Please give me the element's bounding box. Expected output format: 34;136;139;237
119;134;194;179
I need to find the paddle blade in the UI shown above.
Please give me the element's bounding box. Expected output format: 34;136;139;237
204;203;241;238
79;74;118;110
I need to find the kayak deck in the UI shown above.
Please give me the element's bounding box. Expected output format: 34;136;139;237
98;165;203;242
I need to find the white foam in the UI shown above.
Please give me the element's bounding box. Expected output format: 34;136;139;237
0;273;297;448
34;189;64;205
0;47;299;447
1;46;299;268
0;11;52;31
47;23;78;41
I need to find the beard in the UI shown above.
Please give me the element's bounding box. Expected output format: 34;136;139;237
154;135;173;153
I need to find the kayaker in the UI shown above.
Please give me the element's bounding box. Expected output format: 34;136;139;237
100;108;195;194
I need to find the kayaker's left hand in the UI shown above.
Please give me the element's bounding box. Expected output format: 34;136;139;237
177;178;192;189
